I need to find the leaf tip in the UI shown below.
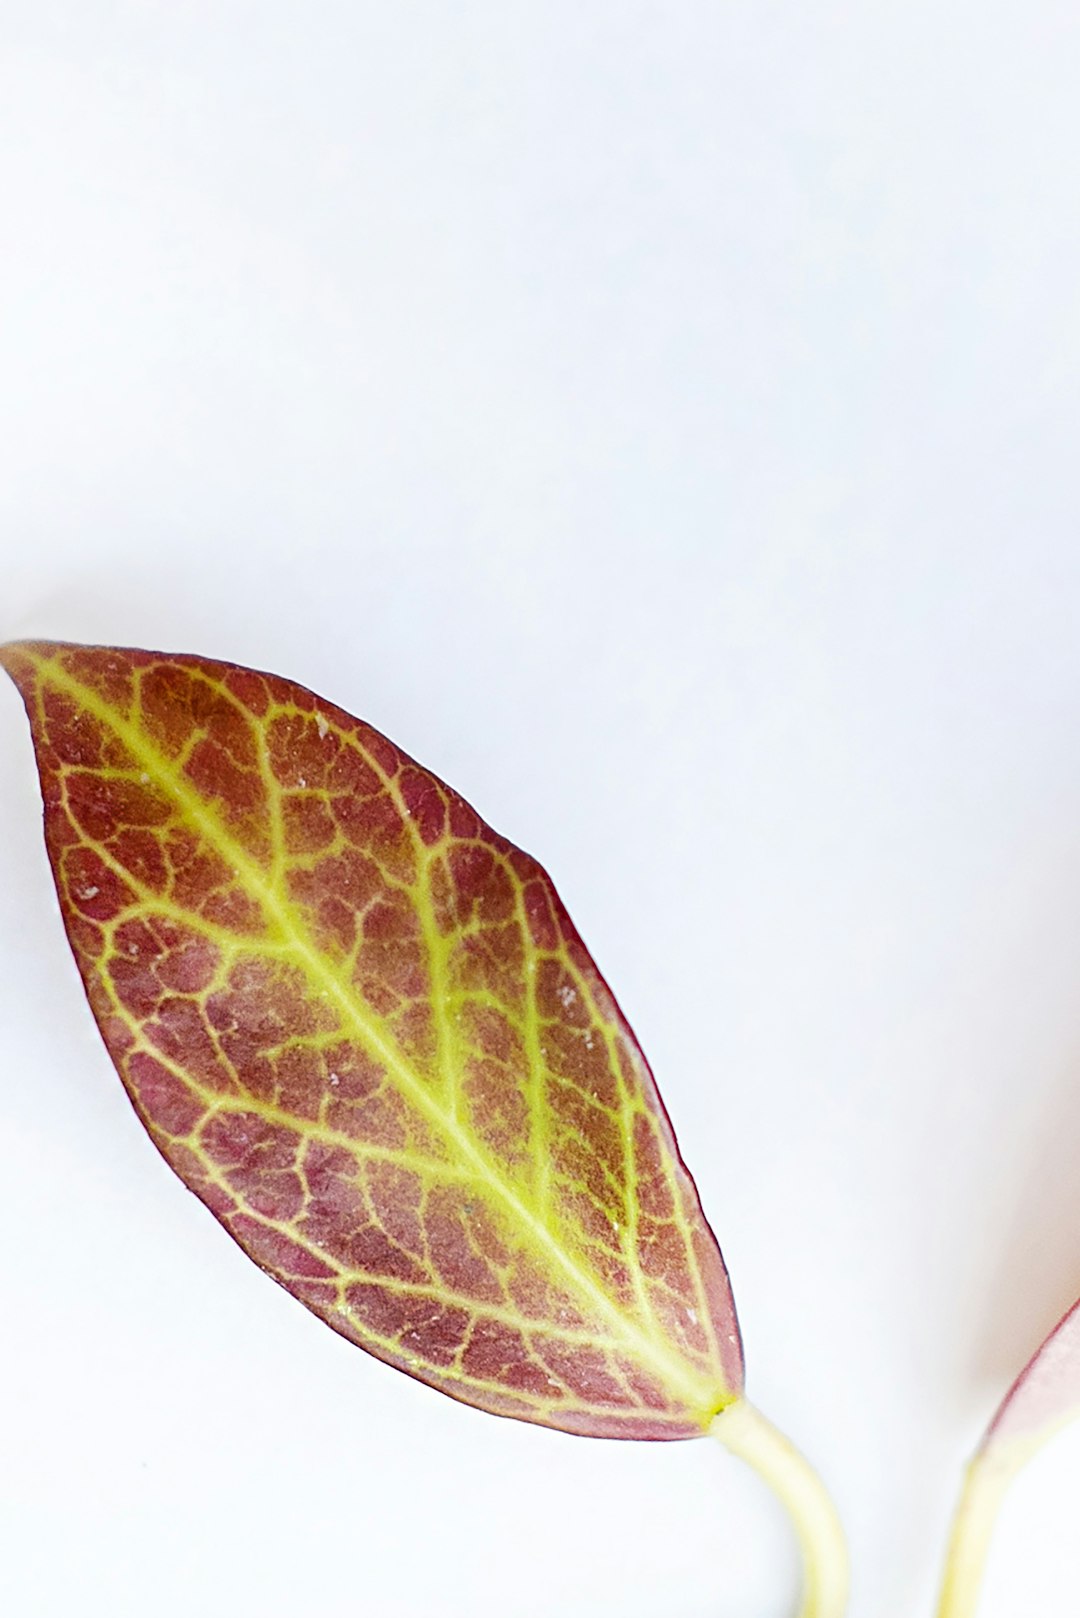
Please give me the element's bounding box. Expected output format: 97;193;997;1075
0;640;35;692
1;640;69;698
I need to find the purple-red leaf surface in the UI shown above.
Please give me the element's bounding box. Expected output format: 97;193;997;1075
1;641;744;1439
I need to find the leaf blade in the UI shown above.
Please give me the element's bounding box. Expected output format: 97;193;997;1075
2;640;743;1437
982;1297;1080;1458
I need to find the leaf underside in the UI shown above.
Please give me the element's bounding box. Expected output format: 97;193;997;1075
2;642;743;1438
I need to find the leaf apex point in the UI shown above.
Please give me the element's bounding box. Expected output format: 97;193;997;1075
0;641;26;679
0;640;62;696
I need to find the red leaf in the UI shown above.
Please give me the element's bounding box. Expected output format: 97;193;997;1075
2;640;744;1439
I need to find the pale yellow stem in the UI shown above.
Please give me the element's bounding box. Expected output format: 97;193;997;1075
711;1399;849;1618
934;1446;1027;1618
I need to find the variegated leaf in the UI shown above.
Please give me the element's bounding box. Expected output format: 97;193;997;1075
1;641;743;1439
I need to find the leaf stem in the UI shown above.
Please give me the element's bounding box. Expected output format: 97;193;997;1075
933;1448;1023;1618
710;1400;849;1618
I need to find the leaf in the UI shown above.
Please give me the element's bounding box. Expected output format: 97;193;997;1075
981;1297;1080;1459
935;1299;1080;1616
1;640;744;1439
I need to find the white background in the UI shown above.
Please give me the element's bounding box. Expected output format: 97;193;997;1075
1;5;1080;1615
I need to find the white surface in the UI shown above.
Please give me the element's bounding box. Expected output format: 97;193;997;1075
2;5;1080;1614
